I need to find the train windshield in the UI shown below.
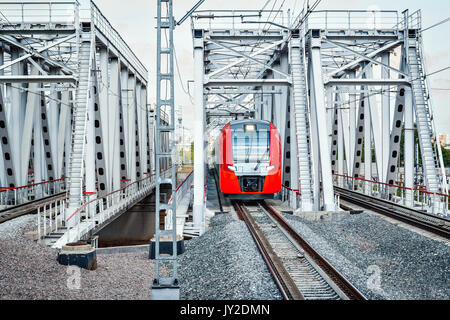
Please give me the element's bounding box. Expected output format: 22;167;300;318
231;122;270;164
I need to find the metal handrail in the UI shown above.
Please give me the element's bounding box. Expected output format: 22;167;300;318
333;173;449;216
89;1;148;81
0;176;68;191
0;1;79;25
0;177;68;206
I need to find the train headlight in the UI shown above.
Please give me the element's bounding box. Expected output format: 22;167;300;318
244;124;256;132
228;165;237;172
267;165;275;171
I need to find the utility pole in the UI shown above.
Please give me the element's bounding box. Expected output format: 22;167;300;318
153;0;206;301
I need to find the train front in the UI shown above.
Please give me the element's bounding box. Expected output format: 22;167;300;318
218;120;281;199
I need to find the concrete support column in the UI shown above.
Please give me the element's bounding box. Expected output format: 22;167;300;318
193;34;205;234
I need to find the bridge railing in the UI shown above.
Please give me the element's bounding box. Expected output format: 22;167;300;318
333;173;449;217
0;1;79;25
281;185;302;210
164;171;194;231
36;194;67;243
57;168;171;244
89;0;148;81
0;177;68;207
192;9;287;32
305;10;400;32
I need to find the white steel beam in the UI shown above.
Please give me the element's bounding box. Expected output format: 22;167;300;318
20;66;39;185
0;34;77;72
207;39;286;78
404;88;414;206
193;35;205;234
323;39;407;77
381;53;391;182
0;75;77;83
309;35;336;211
109;58;121;191
99;48;111;191
327;40;401;78
207;38;289;78
325;79;410;86
204;79;291;87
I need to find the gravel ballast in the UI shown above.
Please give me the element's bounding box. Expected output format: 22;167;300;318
178;213;282;300
0;215;161;300
280;210;450;300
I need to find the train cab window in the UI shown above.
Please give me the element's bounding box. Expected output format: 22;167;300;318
231;122;270;164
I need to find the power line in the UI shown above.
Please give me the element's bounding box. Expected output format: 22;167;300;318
421;17;450;33
173;46;194;104
426;66;450;78
7;84;72;107
260;0;273;12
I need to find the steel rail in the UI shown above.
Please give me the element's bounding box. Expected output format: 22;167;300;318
335;187;450;239
0;192;67;224
232;200;304;300
259;201;366;300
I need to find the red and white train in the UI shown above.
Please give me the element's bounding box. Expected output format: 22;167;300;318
214;119;282;199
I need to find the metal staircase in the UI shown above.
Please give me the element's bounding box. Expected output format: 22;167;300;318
67;37;94;210
290;37;314;211
407;36;440;194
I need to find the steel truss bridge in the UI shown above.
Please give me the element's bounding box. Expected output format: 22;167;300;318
190;7;449;233
0;0;188;249
0;0;448;272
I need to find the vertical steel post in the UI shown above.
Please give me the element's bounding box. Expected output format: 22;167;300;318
308;31;336;211
337;91;345;187
404;88;414;206
381;53;390;182
153;0;179;300
193;29;205;234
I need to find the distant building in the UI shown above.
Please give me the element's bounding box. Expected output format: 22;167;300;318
439;134;450;150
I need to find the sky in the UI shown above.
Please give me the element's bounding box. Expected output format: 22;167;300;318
91;0;450;136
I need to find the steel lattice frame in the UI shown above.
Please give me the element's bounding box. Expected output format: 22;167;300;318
191;8;447;216
0;1;155;245
153;0;179;298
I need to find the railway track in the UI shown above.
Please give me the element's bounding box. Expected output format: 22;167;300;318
0;192;67;224
232;200;366;300
335;187;450;239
